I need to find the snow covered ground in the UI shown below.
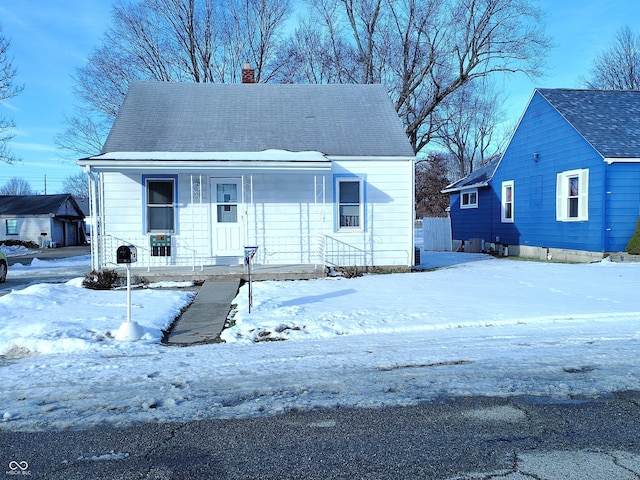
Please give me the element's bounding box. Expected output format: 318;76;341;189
0;248;639;432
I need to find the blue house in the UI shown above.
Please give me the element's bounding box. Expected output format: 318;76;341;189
444;89;640;261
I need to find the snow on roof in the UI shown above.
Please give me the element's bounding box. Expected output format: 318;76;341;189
87;150;330;162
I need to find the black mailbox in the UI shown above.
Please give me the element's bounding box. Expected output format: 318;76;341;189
117;245;137;264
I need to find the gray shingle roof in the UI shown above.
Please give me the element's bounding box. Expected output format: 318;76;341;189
442;157;500;193
537;88;640;158
0;195;84;218
101;82;415;157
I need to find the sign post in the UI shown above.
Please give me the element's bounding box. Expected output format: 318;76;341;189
244;246;258;313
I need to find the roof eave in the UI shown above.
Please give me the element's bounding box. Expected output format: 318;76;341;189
78;159;333;171
604;157;640;164
441;181;489;194
79;150;336;171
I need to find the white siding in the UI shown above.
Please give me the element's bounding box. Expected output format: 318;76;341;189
327;159;414;266
96;158;414;268
0;216;53;246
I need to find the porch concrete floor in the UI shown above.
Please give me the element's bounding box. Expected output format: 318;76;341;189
122;263;327;282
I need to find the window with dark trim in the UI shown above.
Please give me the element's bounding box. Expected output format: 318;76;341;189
337;178;362;229
146;179;175;232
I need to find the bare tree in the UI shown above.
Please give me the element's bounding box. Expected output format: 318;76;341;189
0;24;24;164
56;0;293;157
62;172;90;199
0;177;34;195
289;0;550;154
415;153;450;218
435;81;508;178
585;26;640;90
60;0;548;159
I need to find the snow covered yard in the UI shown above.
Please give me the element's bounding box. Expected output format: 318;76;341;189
0;251;639;432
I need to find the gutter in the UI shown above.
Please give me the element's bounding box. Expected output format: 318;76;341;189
441;181;489;194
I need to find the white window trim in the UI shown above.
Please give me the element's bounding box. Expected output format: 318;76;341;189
501;180;514;223
461;188;478;209
556;169;589;222
335;176;364;231
5;218;18;235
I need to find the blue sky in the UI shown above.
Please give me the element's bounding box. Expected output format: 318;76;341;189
1;0;640;194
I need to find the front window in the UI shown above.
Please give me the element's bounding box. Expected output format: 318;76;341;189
5;219;18;235
461;188;478;209
556;169;589;222
337;178;363;229
146;178;175;232
501;181;514;223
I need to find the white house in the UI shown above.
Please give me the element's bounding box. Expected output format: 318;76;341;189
0;194;86;247
78;80;415;273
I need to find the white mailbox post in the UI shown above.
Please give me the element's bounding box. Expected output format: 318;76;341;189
114;245;143;341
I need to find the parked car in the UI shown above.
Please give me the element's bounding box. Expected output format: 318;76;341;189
0;250;6;282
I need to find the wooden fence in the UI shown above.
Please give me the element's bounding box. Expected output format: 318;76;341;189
419;217;452;252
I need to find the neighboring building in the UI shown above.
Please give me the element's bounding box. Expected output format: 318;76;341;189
78;80;415;272
0;194;86;247
444;89;640;262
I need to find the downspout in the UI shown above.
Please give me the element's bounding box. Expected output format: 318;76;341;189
602;163;608;253
410;157;416;266
190;174;195;271
83;167;100;271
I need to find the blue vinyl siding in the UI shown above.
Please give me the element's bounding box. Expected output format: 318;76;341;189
490;92;606;251
604;162;640;251
450;90;640;253
450;189;494;241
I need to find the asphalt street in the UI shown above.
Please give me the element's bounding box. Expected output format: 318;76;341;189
2;393;640;479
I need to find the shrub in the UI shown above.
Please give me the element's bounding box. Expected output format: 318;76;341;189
625;218;640;255
82;269;120;290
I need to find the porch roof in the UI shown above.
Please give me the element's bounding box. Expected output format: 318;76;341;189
80;149;333;171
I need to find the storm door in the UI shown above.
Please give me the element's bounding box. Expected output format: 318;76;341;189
210;178;244;256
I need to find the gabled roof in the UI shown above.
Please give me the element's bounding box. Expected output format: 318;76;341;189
537;88;640;159
442;157;500;193
99;82;415;158
0;194;85;218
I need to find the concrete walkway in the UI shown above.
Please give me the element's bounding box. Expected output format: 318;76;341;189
163;280;240;346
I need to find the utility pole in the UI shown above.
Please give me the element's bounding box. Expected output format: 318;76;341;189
44;175;47;194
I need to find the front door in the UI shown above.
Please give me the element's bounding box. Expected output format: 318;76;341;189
211;178;244;257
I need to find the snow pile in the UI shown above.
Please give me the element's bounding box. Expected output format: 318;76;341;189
0;244;36;257
0;277;195;357
221;255;640;343
7;254;92;277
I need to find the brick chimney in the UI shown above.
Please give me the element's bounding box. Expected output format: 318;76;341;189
242;63;255;84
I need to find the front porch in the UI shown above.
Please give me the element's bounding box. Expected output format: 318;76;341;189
119;262;327;283
91;231;380;282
